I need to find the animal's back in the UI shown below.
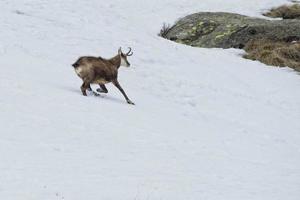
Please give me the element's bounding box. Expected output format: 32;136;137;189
72;56;98;67
72;56;116;81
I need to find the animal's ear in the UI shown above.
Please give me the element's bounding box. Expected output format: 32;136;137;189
118;47;122;55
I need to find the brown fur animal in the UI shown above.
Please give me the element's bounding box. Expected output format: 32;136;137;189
72;47;135;105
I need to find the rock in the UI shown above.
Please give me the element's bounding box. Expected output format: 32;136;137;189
164;12;300;48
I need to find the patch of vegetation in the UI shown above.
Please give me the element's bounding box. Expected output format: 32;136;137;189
263;4;300;19
243;39;300;72
158;23;173;38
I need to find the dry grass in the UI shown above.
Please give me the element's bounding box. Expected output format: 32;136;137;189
243;39;300;71
263;4;300;19
158;23;173;38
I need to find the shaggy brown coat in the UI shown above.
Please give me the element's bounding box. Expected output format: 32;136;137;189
72;48;134;105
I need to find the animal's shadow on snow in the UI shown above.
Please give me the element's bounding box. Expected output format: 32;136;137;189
61;86;126;105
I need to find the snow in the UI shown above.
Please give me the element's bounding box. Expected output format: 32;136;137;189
0;0;300;199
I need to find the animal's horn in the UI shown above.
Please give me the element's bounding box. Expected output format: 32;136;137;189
126;47;133;56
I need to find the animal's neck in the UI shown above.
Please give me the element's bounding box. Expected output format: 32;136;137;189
109;55;121;68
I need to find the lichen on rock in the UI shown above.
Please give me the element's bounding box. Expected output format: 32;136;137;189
164;12;300;49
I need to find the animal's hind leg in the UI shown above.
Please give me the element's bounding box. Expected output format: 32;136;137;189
80;82;90;96
87;84;92;91
96;84;108;93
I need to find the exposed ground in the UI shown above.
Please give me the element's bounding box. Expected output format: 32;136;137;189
263;4;300;19
244;39;300;72
161;6;300;71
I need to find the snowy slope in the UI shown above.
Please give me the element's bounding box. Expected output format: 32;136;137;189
0;0;300;199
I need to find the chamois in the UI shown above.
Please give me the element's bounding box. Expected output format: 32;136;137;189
72;47;135;105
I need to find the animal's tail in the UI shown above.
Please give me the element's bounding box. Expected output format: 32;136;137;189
72;62;79;68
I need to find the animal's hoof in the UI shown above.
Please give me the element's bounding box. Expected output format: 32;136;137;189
127;100;135;105
96;88;108;93
93;92;100;96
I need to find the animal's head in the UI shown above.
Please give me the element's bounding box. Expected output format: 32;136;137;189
118;47;133;67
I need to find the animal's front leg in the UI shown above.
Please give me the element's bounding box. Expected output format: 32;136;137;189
112;80;135;105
